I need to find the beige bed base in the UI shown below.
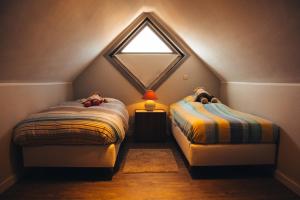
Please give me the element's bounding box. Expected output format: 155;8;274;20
23;143;120;168
172;121;276;166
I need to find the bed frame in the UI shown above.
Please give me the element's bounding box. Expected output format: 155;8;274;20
23;144;120;169
171;121;277;167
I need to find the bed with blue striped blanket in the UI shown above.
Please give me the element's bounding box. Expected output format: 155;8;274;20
170;97;279;144
14;98;129;146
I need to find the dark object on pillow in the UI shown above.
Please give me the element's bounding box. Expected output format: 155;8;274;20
194;88;220;104
211;97;218;103
196;92;214;104
83;100;92;107
81;94;106;107
91;99;101;106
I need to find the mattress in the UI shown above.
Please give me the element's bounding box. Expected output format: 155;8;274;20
170;96;279;144
14;98;129;146
172;121;276;166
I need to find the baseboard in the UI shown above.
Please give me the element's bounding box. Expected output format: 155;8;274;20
0;174;17;194
275;170;300;197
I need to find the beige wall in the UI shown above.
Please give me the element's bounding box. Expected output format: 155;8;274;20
0;83;73;193
0;0;145;82
74;47;220;117
221;82;300;194
1;0;299;83
149;0;300;83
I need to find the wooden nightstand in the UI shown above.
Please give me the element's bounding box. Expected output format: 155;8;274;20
134;109;167;142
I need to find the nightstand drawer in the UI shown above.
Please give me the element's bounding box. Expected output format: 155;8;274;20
134;109;167;142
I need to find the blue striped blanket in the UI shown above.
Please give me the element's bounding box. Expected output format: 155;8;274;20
14;98;129;146
170;97;279;144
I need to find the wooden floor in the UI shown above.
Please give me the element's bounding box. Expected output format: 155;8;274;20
1;139;299;200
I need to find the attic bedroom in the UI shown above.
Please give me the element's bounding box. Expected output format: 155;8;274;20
0;0;299;199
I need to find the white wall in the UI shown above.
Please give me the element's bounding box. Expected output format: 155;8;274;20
221;82;300;195
0;83;73;193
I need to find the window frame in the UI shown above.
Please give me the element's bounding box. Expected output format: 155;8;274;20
105;12;188;93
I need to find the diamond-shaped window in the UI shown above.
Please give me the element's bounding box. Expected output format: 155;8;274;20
105;13;188;93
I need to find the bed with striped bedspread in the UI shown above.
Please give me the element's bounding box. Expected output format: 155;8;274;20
170;97;279;144
14;98;129;146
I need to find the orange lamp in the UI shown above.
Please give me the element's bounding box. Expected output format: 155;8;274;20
142;90;158;111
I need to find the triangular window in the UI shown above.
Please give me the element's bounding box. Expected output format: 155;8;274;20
121;25;172;53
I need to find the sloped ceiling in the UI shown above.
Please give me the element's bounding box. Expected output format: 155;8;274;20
0;0;299;83
0;0;144;82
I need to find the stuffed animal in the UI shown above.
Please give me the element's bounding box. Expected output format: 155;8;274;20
81;93;106;107
211;97;218;103
196;92;211;104
83;100;92;107
194;87;219;104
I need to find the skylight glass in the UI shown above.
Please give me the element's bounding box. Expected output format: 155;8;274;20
121;26;173;53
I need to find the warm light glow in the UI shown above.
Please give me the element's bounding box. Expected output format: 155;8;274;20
122;26;173;53
142;90;158;100
142;90;157;111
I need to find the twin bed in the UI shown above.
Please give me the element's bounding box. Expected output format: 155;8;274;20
13;93;279;176
170;96;279;168
14;98;128;169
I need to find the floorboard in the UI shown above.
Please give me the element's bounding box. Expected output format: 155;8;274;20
1;139;299;200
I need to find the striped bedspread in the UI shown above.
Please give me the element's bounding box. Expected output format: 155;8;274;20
14;98;129;146
170;97;279;144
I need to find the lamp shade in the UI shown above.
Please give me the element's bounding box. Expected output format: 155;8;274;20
142;90;158;100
